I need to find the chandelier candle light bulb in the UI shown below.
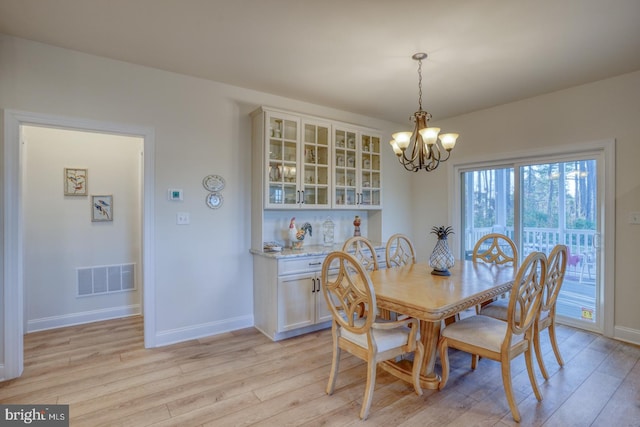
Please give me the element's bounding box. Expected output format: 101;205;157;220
390;52;459;172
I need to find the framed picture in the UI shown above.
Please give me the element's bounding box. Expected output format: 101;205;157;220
91;195;113;222
64;168;88;196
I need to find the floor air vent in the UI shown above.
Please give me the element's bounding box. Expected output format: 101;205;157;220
77;263;135;296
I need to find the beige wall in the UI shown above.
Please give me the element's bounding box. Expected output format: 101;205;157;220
0;34;413;367
412;70;640;341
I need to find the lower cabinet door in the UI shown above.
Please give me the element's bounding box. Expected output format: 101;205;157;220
278;273;315;332
315;272;335;324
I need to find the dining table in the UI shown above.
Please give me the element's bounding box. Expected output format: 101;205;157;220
367;260;516;389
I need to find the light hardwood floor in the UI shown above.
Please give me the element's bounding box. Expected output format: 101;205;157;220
1;316;639;426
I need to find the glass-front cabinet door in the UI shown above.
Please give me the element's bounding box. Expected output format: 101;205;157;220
301;119;331;208
333;127;382;209
334;128;358;207
265;111;331;209
360;132;382;207
267;112;300;208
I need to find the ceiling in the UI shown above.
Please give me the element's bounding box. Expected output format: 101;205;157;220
1;0;640;124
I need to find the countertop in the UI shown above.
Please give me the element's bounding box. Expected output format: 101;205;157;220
250;242;386;259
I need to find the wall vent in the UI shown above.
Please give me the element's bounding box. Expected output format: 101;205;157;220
77;263;135;296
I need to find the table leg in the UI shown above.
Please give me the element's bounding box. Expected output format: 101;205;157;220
379;320;442;389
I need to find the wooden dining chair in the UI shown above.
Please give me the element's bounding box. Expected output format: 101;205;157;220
438;251;547;422
472;233;518;313
342;236;379;272
321;251;423;420
480;244;568;379
472;233;518;266
385;233;416;268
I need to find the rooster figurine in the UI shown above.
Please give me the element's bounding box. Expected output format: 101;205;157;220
292;221;312;249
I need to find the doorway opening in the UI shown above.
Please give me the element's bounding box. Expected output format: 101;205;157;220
22;125;143;333
3;110;156;381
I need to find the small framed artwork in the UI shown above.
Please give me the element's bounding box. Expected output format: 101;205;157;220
91;195;113;222
64;168;88;196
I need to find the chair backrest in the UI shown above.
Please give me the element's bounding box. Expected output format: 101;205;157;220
473;233;518;266
342;236;379;271
385;233;416;268
506;251;546;339
541;244;568;314
321;251;375;334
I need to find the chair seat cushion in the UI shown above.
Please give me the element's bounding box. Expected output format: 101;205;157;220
340;317;416;352
479;298;509;321
441;315;523;352
480;299;549;323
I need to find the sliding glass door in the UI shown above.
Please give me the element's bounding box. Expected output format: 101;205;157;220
460;156;602;331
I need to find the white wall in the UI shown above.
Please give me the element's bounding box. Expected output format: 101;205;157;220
22;125;142;331
0;33;413;364
412;70;640;343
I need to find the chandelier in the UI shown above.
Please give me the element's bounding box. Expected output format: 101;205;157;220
390;53;459;172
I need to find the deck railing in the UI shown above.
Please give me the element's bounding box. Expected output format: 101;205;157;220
465;227;596;258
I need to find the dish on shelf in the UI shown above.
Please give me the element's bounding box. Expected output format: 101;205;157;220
206;191;223;209
203;174;225;192
263;242;282;252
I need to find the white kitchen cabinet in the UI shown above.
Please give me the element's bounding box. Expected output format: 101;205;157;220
278;270;333;332
251;246;386;341
255;108;331;209
251;106;381;212
333;125;382;209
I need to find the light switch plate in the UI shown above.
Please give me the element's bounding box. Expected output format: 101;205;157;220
629;211;640;224
177;212;190;225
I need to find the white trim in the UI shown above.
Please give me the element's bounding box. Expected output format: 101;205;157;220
450;139;615;338
613;325;640;346
2;109;156;381
154;315;254;347
26;305;141;333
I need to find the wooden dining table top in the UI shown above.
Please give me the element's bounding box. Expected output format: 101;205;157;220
368;260;516;322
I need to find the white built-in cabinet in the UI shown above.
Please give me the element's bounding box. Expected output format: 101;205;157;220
277;256;333;332
333;125;382;209
252;248;386;341
261;110;332;209
250;106;386;341
251;106;382;211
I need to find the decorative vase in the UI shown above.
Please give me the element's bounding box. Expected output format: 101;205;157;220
353;215;361;237
429;226;455;276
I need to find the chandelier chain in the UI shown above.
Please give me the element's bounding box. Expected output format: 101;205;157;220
417;58;423;111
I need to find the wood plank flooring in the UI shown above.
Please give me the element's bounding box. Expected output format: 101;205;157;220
1;316;639;426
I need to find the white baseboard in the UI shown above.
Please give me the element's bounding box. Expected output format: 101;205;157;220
154;315;254;347
614;325;640;346
26;305;141;333
0;363;5;382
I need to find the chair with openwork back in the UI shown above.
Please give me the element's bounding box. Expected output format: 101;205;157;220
385;233;416;268
342;236;379;272
342;236;380;318
472;233;518;312
321;250;423;420
438;251;547;422
472;233;518;267
480;244;568;379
